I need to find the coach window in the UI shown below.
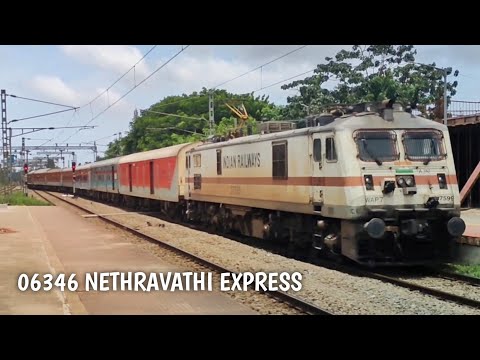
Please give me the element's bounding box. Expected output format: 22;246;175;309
313;139;322;162
326;137;337;162
272;141;288;179
216;150;222;175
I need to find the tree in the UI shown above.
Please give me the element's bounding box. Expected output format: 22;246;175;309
46;158;56;169
102;89;282;158
281;45;459;119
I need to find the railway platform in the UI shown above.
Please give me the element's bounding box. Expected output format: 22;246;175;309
460;208;480;245
0;205;255;315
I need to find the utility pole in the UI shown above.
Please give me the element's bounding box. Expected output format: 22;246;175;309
72;152;76;197
21;137;25;164
300;103;310;115
59;149;64;168
208;90;214;136
443;69;448;126
93;141;97;162
1;90;8;175
8;127;12;176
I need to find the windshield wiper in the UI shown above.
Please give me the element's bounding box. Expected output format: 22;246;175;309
362;139;382;166
423;139;436;165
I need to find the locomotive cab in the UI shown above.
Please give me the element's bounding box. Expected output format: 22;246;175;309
311;103;465;266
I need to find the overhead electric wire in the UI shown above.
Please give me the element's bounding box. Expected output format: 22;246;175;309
212;45;308;89
10;108;77;122
80;45;158;109
6;94;78;109
252;68;316;92
33;45;158;148
85;46;191;127
142;45;310;111
61;46;191;143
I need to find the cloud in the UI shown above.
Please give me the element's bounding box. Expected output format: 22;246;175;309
29;75;81;105
26;74;134;139
188;45;347;66
60;45;151;78
130;49;321;107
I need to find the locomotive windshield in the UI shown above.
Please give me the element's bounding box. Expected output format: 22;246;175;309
403;130;445;163
355;130;399;164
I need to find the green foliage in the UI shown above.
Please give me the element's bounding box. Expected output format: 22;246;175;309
281;45;460;119
102;89;281;158
0;191;51;206
46;158;57;169
0;169;8;186
449;264;480;279
214;116;259;138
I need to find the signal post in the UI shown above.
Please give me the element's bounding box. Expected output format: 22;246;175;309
23;163;28;196
72;152;76;197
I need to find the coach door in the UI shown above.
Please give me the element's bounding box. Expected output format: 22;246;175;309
111;166;115;191
312;134;338;207
311;135;324;208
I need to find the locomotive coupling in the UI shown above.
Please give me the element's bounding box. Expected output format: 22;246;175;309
447;217;466;237
363;218;386;239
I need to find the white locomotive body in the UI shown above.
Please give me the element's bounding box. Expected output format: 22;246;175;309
185;104;465;265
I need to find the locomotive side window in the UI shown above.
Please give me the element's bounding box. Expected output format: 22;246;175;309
186;155;189;169
194;174;202;190
355;130;398;163
326;137;337;161
216;150;222;175
272;141;288;179
403;130;445;162
313;139;322;162
193;154;201;167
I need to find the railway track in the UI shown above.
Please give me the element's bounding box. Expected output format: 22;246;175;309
433;269;480;286
357;269;480;310
33;190;332;316
32;190;55;205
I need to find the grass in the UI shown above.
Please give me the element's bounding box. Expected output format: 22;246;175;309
0;191;51;206
447;264;480;278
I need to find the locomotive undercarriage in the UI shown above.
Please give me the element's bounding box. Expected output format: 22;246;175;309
338;212;462;266
184;199;464;267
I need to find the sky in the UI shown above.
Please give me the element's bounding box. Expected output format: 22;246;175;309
1;44;479;166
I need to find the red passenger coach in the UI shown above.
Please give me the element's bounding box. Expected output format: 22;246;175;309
61;168;74;188
75;164;91;191
45;168;62;187
118;143;199;203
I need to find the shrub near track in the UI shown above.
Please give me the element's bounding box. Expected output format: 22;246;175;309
0;191;51;206
450;264;480;279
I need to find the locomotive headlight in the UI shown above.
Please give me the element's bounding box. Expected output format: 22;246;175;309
405;177;414;187
397;175;415;187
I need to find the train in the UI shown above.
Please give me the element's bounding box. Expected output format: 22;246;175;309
27;100;466;266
